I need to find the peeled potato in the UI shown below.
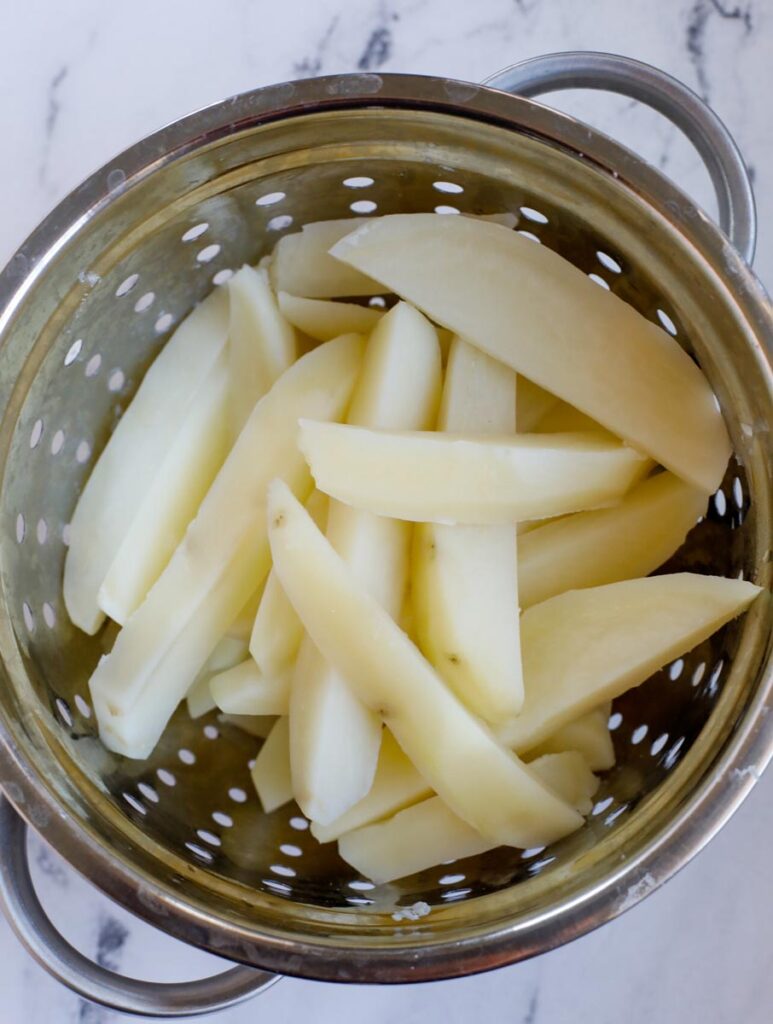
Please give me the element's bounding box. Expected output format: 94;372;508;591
330;214;730;493
516;377;559;432
300;420;650;524
498;573;761;751
250;490;328;676
278;292;383;341
517;471;709;608
227;265;296;436
99;353;231;626
290;302;442;825
65;287;230;634
210;659;290;716
525;704;615;772
310;730;428;844
270;218;382;297
535;398;611;436
251;718;293;813
338;752;597;884
90;335;364;756
185;636;248;719
268;480;582;848
413;336;522;722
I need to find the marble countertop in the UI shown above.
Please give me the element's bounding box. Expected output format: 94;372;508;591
0;0;771;1021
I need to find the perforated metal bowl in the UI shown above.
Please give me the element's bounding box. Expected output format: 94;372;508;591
0;53;771;1019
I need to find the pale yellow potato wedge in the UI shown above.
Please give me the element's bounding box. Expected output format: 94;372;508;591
526;704;615;772
227;265;296;436
278;292;383;341
99;355;231;626
185;636;248;719
300;421;649;524
90;334;364;733
93;540;270;758
330;214;730;493
498;573;762;751
268;481;582;847
270;218;382;297
220;713;276;739
250;490;328;676
310;730;428;844
291;303;442;824
210;659;290;716
413;337;522;721
517;472;708;608
516;377;558;432
251;718;293;813
338;752;596;883
64;288;230;634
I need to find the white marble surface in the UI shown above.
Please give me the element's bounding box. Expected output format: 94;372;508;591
0;1;771;1021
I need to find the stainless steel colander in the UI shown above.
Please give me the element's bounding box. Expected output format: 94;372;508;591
0;52;771;1019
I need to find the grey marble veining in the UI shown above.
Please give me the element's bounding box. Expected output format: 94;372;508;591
0;1;771;1021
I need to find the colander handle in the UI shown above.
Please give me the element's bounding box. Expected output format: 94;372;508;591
484;51;757;265
0;796;278;1018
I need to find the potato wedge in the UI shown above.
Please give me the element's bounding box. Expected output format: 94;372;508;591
331;214;730;493
210;659;290;716
517;472;709;608
270;218;382;297
413;337;523;721
310;730;429;844
299;421;650;524
90;334;364;736
227;265;296;436
185;636;248;719
268;480;582;847
226;586;264;642
278;292;383;341
338;752;596;883
99;355;231;626
250;491;328;676
65;287;230;634
498;573;762;751
525;704;615;772
536;398;611;435
291;303;442;824
251;718;293;813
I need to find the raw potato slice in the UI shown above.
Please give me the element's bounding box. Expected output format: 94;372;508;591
516;377;558;432
186;636;248;719
220;714;276;739
210;659;290;716
278;292;383;341
270;218;382;298
90;334;364;728
251;718;293;813
529;751;599;816
268;481;582;847
413;337;523;721
99;355;231;626
339;753;595;883
310;730;429;844
526;704;615;772
64;287;230;634
517;472;708;608
250;491;328;676
299;421;649;524
331;214;730;493
227;265;296;436
498;573;762;751
291;303;442;824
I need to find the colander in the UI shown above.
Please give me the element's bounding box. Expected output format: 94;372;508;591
0;51;771;1019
